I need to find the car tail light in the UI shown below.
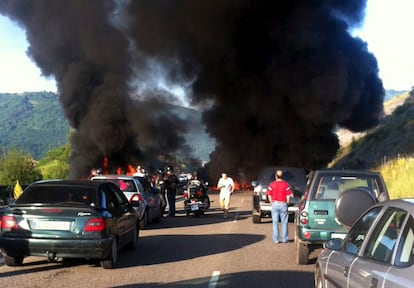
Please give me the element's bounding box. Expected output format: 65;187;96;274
184;192;189;198
196;191;202;196
1;215;18;230
129;193;143;202
304;232;312;239
300;211;308;225
84;218;105;232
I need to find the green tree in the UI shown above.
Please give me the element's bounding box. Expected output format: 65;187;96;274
0;149;42;185
37;143;70;179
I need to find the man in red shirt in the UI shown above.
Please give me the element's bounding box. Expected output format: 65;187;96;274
267;170;292;244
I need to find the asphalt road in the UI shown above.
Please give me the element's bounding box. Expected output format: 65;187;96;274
0;190;317;288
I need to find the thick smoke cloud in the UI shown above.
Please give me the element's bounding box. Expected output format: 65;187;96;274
0;0;384;181
0;0;188;177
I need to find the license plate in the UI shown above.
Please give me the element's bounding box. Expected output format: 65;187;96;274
191;204;199;211
31;220;71;230
331;233;346;239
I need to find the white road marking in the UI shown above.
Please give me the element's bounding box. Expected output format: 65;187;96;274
208;271;220;288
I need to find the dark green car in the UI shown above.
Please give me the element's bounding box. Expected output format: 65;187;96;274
295;169;389;265
0;180;139;269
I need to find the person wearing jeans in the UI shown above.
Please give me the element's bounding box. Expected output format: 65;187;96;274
267;170;292;244
271;201;289;243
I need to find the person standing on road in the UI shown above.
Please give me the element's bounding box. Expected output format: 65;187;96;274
217;172;234;219
163;166;179;217
267;170;292;244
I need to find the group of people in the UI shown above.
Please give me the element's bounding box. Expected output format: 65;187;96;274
157;166;236;219
89;164;290;243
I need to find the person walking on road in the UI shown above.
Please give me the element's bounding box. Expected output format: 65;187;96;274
163;166;179;217
267;169;292;244
217;172;234;219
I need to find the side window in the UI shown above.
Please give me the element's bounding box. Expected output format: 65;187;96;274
363;208;407;264
395;216;414;267
102;185;118;209
108;183;128;206
344;206;383;255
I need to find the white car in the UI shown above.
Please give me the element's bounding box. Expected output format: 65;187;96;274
91;175;148;228
315;198;414;288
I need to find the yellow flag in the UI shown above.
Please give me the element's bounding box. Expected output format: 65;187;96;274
14;180;23;199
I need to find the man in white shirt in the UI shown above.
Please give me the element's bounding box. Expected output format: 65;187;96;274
217;172;234;219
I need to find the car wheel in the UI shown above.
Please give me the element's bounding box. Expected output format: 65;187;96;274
315;267;324;288
153;205;162;223
139;211;148;230
296;239;309;265
100;238;118;269
4;255;24;266
252;214;261;223
127;226;138;251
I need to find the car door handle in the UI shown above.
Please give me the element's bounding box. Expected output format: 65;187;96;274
370;277;378;288
343;266;349;277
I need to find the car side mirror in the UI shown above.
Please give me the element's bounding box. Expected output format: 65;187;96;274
324;238;343;251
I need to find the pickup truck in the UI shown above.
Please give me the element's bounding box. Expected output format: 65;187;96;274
252;166;307;223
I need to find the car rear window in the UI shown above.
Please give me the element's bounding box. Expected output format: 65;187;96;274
16;185;97;206
258;169;304;187
313;175;380;200
112;179;136;192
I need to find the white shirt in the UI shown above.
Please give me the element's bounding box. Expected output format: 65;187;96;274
217;177;234;197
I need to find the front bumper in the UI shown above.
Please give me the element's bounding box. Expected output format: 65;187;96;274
0;236;112;259
253;198;298;215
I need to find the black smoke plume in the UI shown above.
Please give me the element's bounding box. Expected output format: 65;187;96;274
0;0;384;181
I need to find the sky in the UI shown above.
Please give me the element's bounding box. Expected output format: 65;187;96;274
0;0;413;93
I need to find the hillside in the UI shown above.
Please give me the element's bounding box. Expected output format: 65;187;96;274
336;91;409;147
0;92;70;159
333;91;414;169
0;92;214;162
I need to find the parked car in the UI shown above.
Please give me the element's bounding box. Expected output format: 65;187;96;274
0;180;138;269
295;169;390;265
92;175;163;228
315;198;414;288
251;166;307;223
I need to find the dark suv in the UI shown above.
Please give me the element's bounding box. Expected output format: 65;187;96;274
252;167;307;223
295;169;390;264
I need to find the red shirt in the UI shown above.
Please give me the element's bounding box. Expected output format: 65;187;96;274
267;180;291;202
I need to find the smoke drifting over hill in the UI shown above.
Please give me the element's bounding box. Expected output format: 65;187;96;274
0;0;384;180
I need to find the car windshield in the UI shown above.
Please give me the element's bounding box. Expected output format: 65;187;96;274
313;175;380;200
16;185;97;206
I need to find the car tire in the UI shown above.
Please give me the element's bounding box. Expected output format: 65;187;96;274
4;255;24;266
335;187;376;228
252;214;261;224
100;238;118;269
153;206;162;223
139;211;148;230
127;226;138;251
296;239;309;265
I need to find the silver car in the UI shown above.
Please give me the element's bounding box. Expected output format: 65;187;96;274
315;198;414;288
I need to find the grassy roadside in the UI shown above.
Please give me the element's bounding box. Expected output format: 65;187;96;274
377;157;414;199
